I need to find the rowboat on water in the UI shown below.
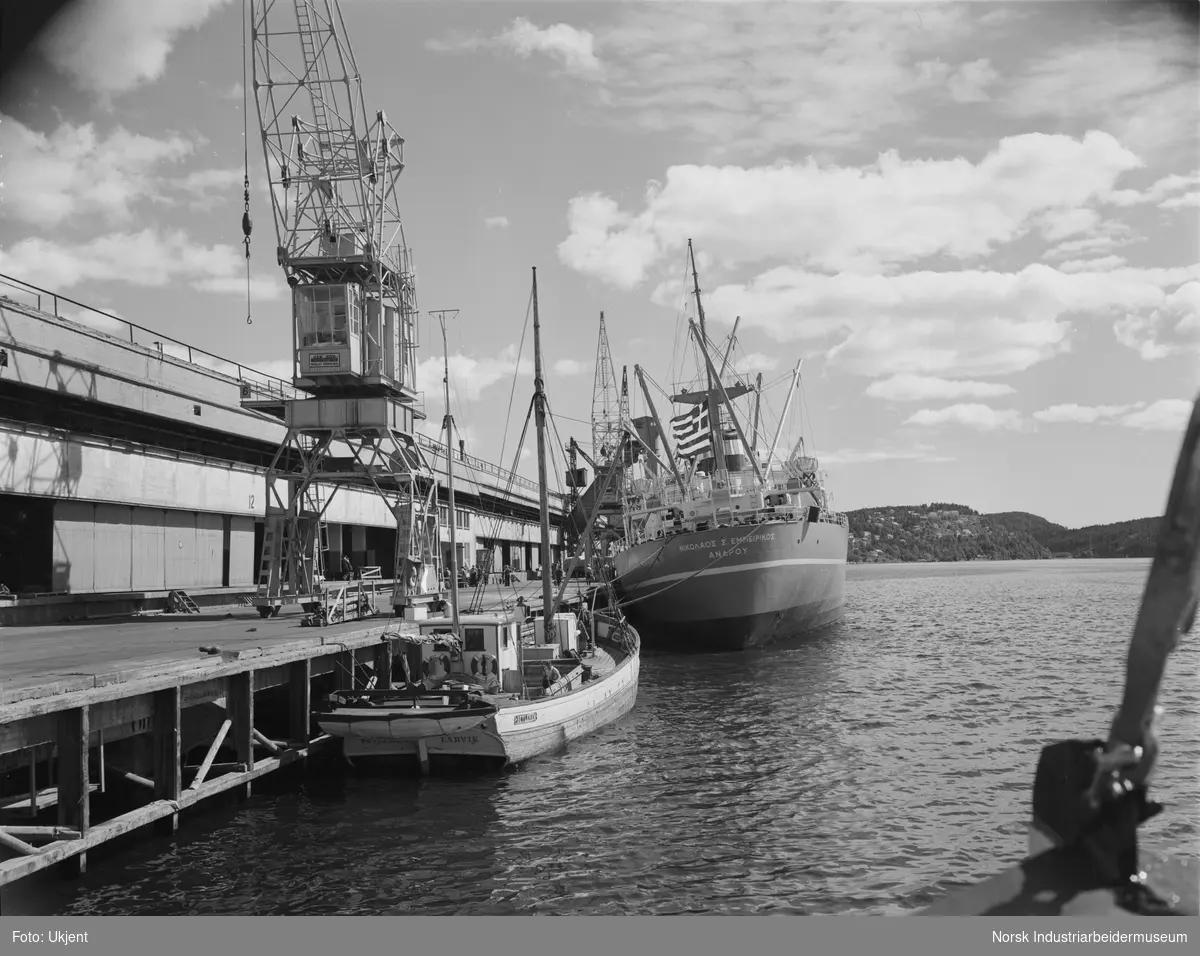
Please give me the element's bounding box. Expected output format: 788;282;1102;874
314;267;641;772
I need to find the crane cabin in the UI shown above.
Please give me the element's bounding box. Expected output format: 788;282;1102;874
292;276;417;397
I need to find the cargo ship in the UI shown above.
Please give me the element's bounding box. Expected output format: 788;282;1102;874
610;241;847;651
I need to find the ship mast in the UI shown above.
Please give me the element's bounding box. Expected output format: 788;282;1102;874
531;268;556;625
689;239;726;473
435;310;461;634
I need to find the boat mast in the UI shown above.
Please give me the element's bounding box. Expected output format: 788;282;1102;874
531;268;556;625
689;239;726;473
689;319;765;484
766;360;803;470
750;373;763;461
436;311;461;633
634;365;686;492
719;316;740;379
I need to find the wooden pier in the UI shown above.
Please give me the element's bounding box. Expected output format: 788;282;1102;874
0;613;385;887
0;579;591;890
0;573;590;887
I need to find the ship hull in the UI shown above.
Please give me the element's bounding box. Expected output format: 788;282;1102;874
613;517;847;651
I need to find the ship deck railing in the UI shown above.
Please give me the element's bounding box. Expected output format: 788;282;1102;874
619;505;848;549
625;468;825;507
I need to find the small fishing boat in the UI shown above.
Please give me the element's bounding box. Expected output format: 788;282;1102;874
314;268;641;772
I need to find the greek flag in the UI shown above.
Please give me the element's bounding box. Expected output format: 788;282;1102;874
670;405;737;459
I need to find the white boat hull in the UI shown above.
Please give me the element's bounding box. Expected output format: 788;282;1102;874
321;639;640;766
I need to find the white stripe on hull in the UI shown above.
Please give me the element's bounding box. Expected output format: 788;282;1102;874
615;518;848;646
632;556;844;592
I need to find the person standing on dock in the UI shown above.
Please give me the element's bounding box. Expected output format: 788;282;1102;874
341;554;355;581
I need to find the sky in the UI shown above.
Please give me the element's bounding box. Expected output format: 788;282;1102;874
0;0;1197;528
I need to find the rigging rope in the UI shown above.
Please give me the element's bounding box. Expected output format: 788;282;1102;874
498;285;535;469
241;0;253;325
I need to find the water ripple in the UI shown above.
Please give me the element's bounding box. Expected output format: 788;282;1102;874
7;559;1197;915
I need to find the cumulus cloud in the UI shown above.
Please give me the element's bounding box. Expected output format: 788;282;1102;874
1032;403;1141;425
38;0;232;97
946;58;999;103
243;358;295;382
1114;281;1200;360
820;444;956;466
0;113;192;225
700;264;1196;379
558;131;1142;285
553;358;585;376
191;275;285;301
176;167;248;210
903;404;1026;431
589;2;988;157
1160;191;1200;211
735;353;780;374
484;215;510;229
998;19;1199;160
866;375;1016;403
559;193;658;290
0;230;279;300
1106;171;1200;207
1043;220;1140;261
427;17;601;77
1120;399;1194;433
414;344;533;406
1057;256;1127;274
57;305;128;337
1029;400;1194;432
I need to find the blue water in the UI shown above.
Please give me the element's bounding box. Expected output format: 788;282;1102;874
6;559;1197;914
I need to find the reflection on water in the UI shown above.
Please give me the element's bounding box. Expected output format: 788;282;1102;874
6;559;1197;914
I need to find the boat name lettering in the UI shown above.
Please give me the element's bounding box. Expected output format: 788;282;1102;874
512;713;538;725
721;533;775;545
681;532;774;553
441;735;479;744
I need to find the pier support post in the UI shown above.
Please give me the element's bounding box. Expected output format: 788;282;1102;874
228;672;254;799
289;659;311;747
153;686;182;834
336;651;355;692
374;640;393;690
56;706;89;875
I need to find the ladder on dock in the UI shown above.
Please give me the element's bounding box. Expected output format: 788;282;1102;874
166;590;200;614
309;480;330;573
256;519;290;594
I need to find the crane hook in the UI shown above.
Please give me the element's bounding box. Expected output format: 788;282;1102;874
243;174;253;325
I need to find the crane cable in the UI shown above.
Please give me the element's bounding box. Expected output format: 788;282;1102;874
241;0;254;325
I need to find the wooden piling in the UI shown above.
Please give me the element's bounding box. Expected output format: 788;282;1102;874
288;659;311;747
374;640;393;690
55;706;89;875
335;650;355;692
227;672;254;799
0;621;398;891
153;686;181;834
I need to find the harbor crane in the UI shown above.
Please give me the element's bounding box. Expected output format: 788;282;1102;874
245;0;442;620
